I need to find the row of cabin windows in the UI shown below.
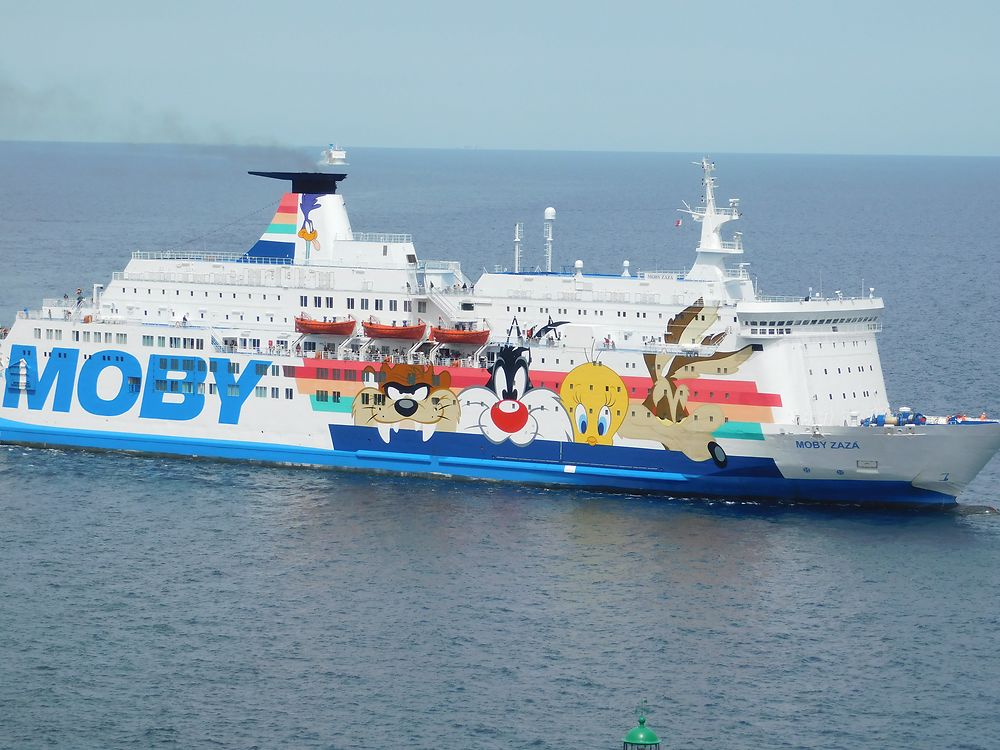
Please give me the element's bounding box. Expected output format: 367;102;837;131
125;287;281;302
504;305;658;320
809;365;875;376
298;295;407;313
300;296;337;308
342;298;416;312
803;340;869;351
748;317;877;327
751;326;877;335
148;381;294;400
253;386;295;399
151;358;240;374
814;389;880;401
314;390;342;403
140;335;204;350
34;328;125;345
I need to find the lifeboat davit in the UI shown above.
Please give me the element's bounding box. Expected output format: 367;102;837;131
294;316;357;335
362;321;427;340
430;326;491;346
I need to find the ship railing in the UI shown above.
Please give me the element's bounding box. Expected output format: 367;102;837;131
345;232;413;243
753;293;875;304
41;297;94;310
696;240;743;252
295;348;486;369
691;205;740;219
130;250;293;265
419;260;463;272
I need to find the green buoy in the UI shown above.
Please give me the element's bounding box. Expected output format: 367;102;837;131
622;700;661;749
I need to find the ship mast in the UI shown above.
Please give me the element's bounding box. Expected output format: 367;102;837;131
679;157;743;281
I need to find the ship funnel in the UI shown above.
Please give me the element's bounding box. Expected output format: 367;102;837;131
243;171;352;263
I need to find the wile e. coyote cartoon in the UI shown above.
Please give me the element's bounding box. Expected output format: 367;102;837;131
619;299;755;464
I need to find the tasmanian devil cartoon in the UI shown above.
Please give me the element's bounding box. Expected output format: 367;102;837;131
458;345;573;446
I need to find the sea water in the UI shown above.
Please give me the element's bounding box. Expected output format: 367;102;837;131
0;143;998;749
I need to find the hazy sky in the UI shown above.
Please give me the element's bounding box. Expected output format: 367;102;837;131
2;0;998;155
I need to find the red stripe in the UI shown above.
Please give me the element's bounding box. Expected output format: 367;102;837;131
676;378;763;393
288;362;778;405
677;380;781;406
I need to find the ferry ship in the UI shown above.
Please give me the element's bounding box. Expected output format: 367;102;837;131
2;156;998;506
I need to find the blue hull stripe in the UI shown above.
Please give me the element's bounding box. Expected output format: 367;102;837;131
0;417;955;506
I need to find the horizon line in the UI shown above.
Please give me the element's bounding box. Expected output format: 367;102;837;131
2;137;998;160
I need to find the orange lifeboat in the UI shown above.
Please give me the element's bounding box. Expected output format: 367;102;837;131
294;316;357;335
430;326;490;346
362;321;427;340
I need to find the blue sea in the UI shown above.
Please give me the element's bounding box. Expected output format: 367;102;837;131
1;142;998;749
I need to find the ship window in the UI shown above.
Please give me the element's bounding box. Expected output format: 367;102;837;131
360;299;369;310
255;364;268;376
374;299;384;310
271;387;279;399
285;388;294;400
417;302;427;313
316;390;328;402
255;386;267;399
347;298;355;309
389;300;398;312
300;296;308;307
326;297;334;308
361;392;370;405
